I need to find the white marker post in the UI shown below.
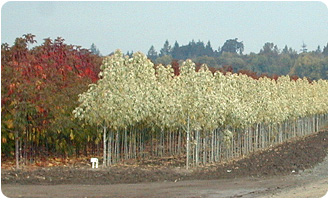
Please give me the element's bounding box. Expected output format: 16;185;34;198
91;158;98;168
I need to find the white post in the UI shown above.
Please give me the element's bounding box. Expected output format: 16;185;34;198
91;158;98;168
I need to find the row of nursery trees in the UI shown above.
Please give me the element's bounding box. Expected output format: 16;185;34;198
1;34;102;168
74;50;328;169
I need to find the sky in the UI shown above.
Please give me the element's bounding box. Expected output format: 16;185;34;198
1;1;328;55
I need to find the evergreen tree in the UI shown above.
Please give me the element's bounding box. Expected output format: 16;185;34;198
147;45;158;61
171;41;180;59
301;42;308;53
126;50;133;57
205;40;214;56
315;45;322;54
160;40;171;57
282;45;289;54
90;43;100;56
322;43;328;56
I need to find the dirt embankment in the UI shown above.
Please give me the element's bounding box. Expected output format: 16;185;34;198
1;129;328;198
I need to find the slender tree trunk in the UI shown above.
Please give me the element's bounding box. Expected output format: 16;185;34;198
103;124;107;167
209;133;212;162
294;119;296;137
217;129;221;161
186;115;190;170
279;123;282;143
256;124;259;150
15;131;19;169
316;115;319;132
116;130;120;161
211;130;214;162
129;128;132;159
107;129;112;166
155;131;158;157
244;128;247;155
215;129;218;162
178;130;181;155
124;127;128;159
133;130;136;159
237;129;241;157
160;129;164;157
19;135;23;166
169;131;172;155
203;136;206;165
261;123;265;148
195;130;199;166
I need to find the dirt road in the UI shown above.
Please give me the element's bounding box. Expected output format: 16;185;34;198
2;157;327;198
260;156;328;198
2;130;328;198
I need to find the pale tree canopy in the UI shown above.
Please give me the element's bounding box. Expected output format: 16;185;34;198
74;50;328;132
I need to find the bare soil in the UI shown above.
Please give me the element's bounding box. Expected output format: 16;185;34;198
1;129;328;198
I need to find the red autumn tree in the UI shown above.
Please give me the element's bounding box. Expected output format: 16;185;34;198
1;34;102;167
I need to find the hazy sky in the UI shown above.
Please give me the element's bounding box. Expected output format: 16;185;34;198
1;1;328;55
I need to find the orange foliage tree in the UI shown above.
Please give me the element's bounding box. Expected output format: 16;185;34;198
1;34;102;168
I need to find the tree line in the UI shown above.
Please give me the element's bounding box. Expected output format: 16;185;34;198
147;39;328;80
1;34;328;168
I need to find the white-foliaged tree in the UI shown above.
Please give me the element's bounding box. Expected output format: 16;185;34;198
74;50;328;168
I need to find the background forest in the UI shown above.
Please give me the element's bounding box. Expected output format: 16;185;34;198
147;38;328;80
1;34;328;166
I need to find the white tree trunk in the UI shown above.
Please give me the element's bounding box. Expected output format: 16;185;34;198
186;115;190;170
195;130;199;166
103;125;107;167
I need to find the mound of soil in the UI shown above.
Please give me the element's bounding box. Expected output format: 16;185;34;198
196;129;328;179
1;129;327;185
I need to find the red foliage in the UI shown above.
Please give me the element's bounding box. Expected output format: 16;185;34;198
171;60;180;76
2;36;101;92
1;34;102;129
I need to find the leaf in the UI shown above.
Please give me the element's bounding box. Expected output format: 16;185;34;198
70;130;74;140
4;120;14;129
